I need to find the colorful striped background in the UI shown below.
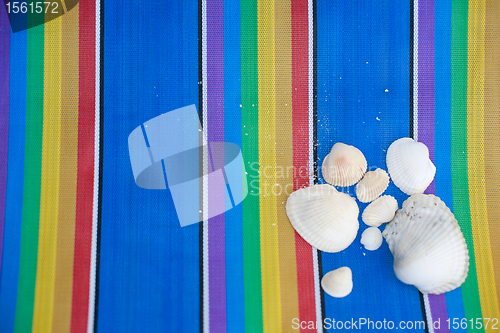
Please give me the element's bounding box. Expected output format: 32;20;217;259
416;0;500;332
0;2;98;333
1;0;500;332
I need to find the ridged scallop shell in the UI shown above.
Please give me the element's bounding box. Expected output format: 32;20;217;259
322;143;367;187
362;195;398;227
355;168;389;203
386;138;436;195
286;184;359;253
321;267;353;298
361;227;383;251
382;194;469;294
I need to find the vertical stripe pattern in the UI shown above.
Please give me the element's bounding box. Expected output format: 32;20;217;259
0;3;99;333
416;0;500;331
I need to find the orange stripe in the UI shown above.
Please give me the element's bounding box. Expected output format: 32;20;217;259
274;0;300;330
52;5;79;333
484;0;500;311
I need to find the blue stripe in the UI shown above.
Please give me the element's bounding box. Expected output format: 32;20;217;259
0;29;27;333
434;0;467;329
223;0;244;331
317;0;424;327
98;1;200;332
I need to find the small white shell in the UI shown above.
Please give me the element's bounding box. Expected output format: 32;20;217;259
382;194;469;294
355;168;389;203
362;195;398;227
361;227;383;251
321;267;353;298
322;143;367;187
386;138;436;195
286;184;359;253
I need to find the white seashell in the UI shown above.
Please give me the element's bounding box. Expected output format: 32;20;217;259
386;138;436;195
355;168;389;203
362;195;398;227
286;184;359;253
322;143;367;187
321;267;353;298
361;227;383;251
382;194;469;294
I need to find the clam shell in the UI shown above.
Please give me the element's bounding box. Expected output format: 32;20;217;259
286;184;359;253
322;143;367;187
361;227;383;251
386;138;436;195
355;168;389;203
321;267;353;298
382;194;469;294
362;195;398;227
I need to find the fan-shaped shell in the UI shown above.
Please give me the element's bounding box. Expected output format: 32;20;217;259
355;168;389;203
361;227;383;251
382;194;469;294
321;267;353;298
322;143;367;187
362;195;398;227
286;184;359;253
386;138;436;195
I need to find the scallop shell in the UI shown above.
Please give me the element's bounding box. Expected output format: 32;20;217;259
286;184;359;253
382;194;469;294
362;195;398;227
361;227;383;251
322;143;367;187
386;138;436;195
355;168;389;203
321;267;353;298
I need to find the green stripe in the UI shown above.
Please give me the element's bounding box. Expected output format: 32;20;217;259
14;18;44;333
450;0;483;330
241;0;263;331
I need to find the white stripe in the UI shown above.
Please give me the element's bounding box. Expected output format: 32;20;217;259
413;0;418;142
308;1;323;333
424;294;434;333
87;1;101;332
201;0;209;332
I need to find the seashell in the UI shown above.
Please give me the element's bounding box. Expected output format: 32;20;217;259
355;168;389;203
286;184;359;253
361;227;383;251
321;267;353;298
382;194;469;294
322;143;367;187
362;195;398;227
386;138;436;195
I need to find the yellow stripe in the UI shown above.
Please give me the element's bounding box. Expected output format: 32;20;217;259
484;0;500;310
274;0;299;329
52;5;79;333
32;16;62;333
467;0;500;326
258;1;282;332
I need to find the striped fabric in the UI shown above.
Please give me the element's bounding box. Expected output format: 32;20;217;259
1;0;500;332
415;0;500;332
0;2;99;333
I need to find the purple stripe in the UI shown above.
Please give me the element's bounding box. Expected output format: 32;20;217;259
0;10;10;274
418;1;449;331
206;0;226;332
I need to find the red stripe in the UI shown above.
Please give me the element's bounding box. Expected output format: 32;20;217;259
292;1;318;332
71;1;96;332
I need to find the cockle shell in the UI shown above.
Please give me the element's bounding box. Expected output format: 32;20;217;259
321;267;353;298
286;184;359;253
382;194;469;294
386;138;436;195
362;195;398;227
355;168;389;203
322;143;367;187
361;227;383;251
